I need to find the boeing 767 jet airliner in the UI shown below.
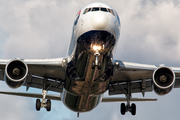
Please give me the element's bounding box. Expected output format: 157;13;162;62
0;1;179;116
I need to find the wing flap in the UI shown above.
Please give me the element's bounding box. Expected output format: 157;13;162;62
24;75;63;93
109;80;152;95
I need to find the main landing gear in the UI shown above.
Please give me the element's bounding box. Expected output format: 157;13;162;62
36;90;52;111
120;103;136;115
35;78;60;112
119;81;137;115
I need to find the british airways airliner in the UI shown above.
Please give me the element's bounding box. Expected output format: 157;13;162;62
0;1;180;117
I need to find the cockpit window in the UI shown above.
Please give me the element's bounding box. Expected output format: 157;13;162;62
83;8;88;14
101;8;108;12
111;10;115;16
108;9;115;16
83;8;91;14
83;7;115;16
92;7;99;11
87;8;92;12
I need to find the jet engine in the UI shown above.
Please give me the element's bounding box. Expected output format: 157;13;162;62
152;66;175;95
4;59;28;88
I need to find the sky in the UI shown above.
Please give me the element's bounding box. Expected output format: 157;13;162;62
0;0;180;120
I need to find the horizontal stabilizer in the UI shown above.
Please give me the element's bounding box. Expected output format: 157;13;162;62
0;91;157;102
0;91;61;101
101;97;157;102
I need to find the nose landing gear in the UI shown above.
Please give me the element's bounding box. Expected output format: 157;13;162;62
91;49;101;69
92;60;101;69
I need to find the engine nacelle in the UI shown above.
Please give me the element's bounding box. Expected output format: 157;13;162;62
4;59;28;88
153;66;175;95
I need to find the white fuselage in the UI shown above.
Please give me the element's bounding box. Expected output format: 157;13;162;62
68;2;120;56
61;2;121;112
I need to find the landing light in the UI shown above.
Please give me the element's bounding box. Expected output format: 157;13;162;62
93;45;101;51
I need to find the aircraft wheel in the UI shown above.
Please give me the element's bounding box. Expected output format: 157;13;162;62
46;99;51;111
36;99;41;111
120;103;126;115
98;61;101;69
92;61;95;69
131;103;136;115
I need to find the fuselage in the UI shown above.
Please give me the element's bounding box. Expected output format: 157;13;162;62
61;2;121;112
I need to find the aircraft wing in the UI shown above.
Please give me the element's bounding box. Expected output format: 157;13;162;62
0;58;68;93
110;60;180;96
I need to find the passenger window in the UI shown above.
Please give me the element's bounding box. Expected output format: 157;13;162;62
92;7;99;11
101;8;108;12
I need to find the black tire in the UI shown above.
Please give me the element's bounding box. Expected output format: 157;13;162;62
36;99;41;111
131;103;136;115
46;99;51;111
120;103;126;115
98;61;101;69
92;61;95;69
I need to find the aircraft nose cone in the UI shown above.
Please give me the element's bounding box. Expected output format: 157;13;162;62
91;12;109;30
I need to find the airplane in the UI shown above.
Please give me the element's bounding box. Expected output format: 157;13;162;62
0;1;179;116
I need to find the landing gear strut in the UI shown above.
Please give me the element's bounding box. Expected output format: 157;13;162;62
35;78;59;112
92;61;101;69
119;81;137;115
92;49;101;69
34;78;61;111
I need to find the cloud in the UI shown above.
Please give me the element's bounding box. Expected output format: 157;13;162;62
115;0;180;66
0;0;180;120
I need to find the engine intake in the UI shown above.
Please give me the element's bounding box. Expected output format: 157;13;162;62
5;59;28;88
152;66;175;95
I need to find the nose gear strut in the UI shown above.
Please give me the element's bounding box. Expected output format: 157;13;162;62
92;49;101;69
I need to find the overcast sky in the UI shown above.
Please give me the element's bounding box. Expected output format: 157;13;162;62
0;0;180;120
